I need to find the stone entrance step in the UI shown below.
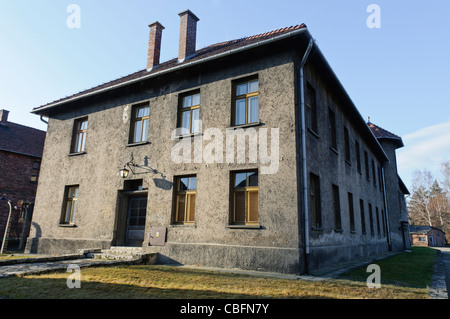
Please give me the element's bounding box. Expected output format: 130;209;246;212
90;247;157;264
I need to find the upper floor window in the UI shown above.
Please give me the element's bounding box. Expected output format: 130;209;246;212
306;83;318;133
30;161;41;183
329;109;337;150
179;91;200;134
72;117;88;153
355;141;361;174
130;103;149;144
231;170;258;225
344;127;350;163
364;151;370;181
173;175;197;225
232;78;259;126
61;185;79;225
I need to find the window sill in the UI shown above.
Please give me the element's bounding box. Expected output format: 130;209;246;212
126;141;150;147
334;228;343;233
58;223;77;228
173;132;203;139
169;223;197;228
227;121;262;130
227;224;261;229
345;160;352;166
311;226;323;231
307;128;320;139
69;152;86;157
330;147;338;155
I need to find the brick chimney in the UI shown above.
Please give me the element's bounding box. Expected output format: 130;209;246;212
147;21;165;71
178;10;199;62
0;110;9;123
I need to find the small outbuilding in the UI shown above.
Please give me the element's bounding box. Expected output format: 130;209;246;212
410;226;446;247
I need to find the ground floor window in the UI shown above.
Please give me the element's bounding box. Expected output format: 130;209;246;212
231;170;258;225
61;185;79;224
173;175;197;225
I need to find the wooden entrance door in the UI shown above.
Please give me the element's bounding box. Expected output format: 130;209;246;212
125;197;147;246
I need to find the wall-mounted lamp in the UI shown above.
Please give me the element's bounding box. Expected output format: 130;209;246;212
119;166;130;179
119;152;162;179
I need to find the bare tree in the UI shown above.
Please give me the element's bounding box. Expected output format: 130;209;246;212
408;165;450;234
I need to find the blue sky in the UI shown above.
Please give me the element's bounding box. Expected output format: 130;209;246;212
0;0;449;189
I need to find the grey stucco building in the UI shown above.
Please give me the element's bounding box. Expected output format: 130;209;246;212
26;10;410;274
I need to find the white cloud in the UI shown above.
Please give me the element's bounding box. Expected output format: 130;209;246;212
397;120;450;189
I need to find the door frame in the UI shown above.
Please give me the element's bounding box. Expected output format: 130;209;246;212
114;190;148;247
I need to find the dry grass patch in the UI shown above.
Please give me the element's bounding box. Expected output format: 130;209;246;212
0;265;429;299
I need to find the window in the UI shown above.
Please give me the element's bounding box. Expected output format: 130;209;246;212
364;151;370;181
332;184;341;230
130;103;150;143
72;117;88;153
360;199;366;234
232;170;258;225
381;209;386;236
348;192;355;232
233;78;259;126
344;127;350;163
372;160;377;187
419;236;427;242
355;141;361;174
368;203;374;236
173;176;197;225
376;206;381;236
378;166;383;191
329;109;337;150
30;161;41;183
310;173;321;228
61;185;79;224
179;91;200;134
306;83;318;133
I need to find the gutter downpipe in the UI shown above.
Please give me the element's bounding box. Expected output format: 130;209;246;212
40;116;48;124
299;38;314;274
381;166;392;251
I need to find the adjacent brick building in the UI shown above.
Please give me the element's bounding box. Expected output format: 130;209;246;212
410;226;446;247
26;10;410;274
0;110;46;250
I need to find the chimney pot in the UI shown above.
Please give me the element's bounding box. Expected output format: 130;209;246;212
178;10;199;62
0;110;9;123
147;21;165;71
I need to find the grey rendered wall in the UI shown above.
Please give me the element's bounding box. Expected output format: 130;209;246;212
26;51;304;274
302;63;388;271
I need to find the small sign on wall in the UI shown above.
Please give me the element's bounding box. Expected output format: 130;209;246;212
148;227;167;246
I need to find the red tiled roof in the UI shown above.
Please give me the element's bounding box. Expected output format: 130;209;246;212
368;122;401;140
368;122;403;147
0;121;46;158
32;24;307;112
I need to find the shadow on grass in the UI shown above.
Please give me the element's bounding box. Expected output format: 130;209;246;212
0;276;254;299
0;275;339;299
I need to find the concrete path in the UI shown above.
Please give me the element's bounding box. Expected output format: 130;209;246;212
0;254;139;278
430;247;450;299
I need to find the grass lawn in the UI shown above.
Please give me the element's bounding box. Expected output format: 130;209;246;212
338;246;437;288
0;254;40;261
0;247;436;299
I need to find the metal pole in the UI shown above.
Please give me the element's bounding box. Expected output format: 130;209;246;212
1;200;12;254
